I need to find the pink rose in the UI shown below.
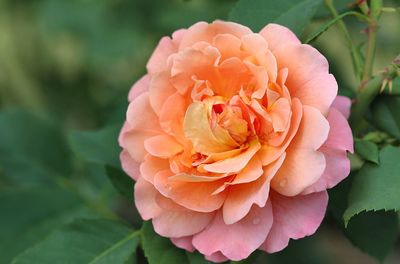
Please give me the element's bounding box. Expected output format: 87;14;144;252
119;21;353;262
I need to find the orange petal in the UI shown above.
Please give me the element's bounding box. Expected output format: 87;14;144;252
144;134;183;158
202;139;261;174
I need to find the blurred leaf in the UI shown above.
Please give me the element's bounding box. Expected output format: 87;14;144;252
105;165;134;200
69;125;121;168
354;139;379;164
0;187;94;263
370;95;400;140
329;175;398;261
344;146;400;223
315;0;352;18
141;221;188;264
13;219;139;264
229;0;323;35
0;109;72;186
305;11;365;43
186;252;211;264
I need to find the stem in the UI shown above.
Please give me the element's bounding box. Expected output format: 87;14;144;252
324;0;363;81
361;0;382;83
361;23;378;82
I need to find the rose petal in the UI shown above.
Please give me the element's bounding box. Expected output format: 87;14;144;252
271;105;329;196
260;191;328;253
153;195;214;237
120;150;140;180
193;202;273;261
134;177;162;220
259;24;300;52
331;95;351;119
144;134;183;158
171;236;195;252
128;75;150;102
222;154;285;224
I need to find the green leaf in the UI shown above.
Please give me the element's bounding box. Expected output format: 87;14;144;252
0;109;72;186
13;219;140;264
344;146;400;223
141;221;188;264
69;125;121;168
344;211;398;261
0;188;94;263
105;165;134;200
328;175;398;261
354;139;379;164
229;0;323;35
370;95;400;140
305;11;366;43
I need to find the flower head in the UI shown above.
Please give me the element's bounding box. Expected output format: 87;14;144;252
119;21;353;262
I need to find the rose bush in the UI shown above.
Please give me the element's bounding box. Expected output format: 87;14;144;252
119;20;353;262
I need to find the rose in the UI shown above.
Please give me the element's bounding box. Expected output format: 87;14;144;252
119;21;353;262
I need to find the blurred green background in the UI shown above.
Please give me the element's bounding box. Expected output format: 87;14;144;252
0;0;399;263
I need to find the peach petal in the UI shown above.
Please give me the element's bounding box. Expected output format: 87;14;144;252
241;33;268;54
160;92;189;138
171;237;195;252
271;105;329;196
169;173;230;183
227;154;263;185
331;95;351;119
126;92;161;133
154;170;227;212
140;154;170;184
149;71;176;116
212;33;242;60
179;21;252;49
302;147;350;194
144;134;183;158
260;191;328;253
193;202;273;261
134;177;162;220
120;130;158;163
259;24;300;52
120;150;140;180
202;139;261;174
153;195;214;238
147;36;177;74
222;154;285;224
273;43;336;115
128;75;150;102
269;97;291;132
259;98;302;166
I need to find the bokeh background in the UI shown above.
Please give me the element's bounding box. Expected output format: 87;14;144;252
0;0;399;263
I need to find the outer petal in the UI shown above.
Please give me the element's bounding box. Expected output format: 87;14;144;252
331;95;351;119
302;147;350;194
154;170;227;213
149;71;177;116
260;191;328;253
179;20;252;49
147;37;177;74
271;105;329;196
134;177;162;220
144;134;183;158
193;202;273;261
322;108;354;153
120;150;140;180
140;154;170;184
128;75;150;102
273;43;337;115
171;236;195;252
222;154;285;224
153;195;214;238
205;252;229;263
259;24;300;52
